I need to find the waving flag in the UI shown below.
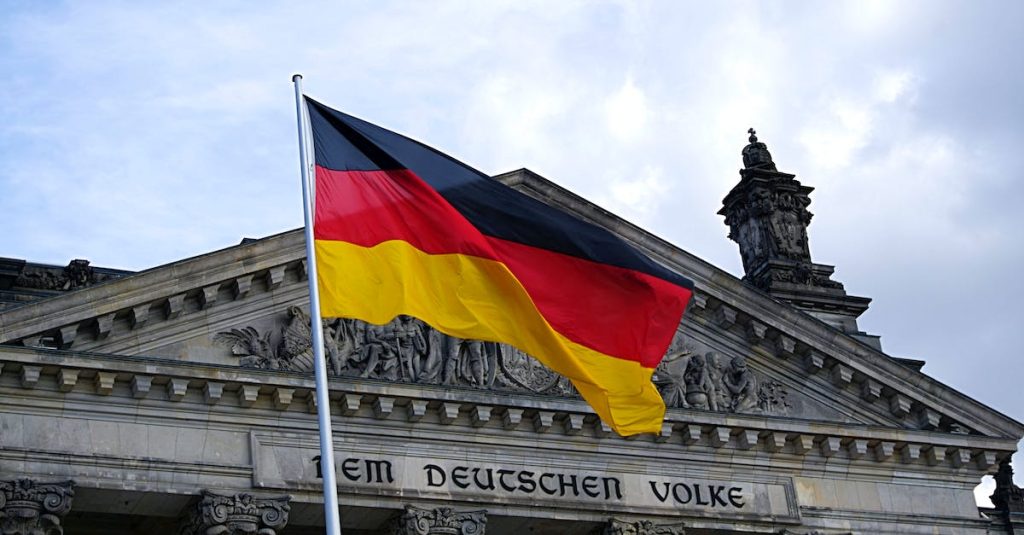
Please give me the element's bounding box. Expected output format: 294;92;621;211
305;97;693;435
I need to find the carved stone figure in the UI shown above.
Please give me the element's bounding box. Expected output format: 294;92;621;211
395;315;428;382
458;340;497;388
418;327;447;384
682;354;716;410
722;355;758;412
0;478;75;535
604;518;685;535
217;311;793;415
654;357;687;409
361;322;401;380
391;505;486;535
216;327;276;369
14;259;114;292
178;490;290;535
705;352;730;411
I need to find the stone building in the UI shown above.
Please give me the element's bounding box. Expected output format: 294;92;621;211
1;133;1022;534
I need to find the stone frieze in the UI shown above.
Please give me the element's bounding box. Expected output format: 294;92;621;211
215;308;789;416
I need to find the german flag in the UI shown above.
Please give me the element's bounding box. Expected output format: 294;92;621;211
306;98;694;435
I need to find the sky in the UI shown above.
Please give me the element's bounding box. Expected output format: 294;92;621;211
1;0;1022;506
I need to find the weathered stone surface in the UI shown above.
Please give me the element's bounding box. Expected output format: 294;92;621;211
604;518;686;535
392;505;486;535
0;478;74;535
178;490;290;535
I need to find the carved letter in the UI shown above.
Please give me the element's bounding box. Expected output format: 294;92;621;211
709;485;728;507
517;471;537;493
539;473;558;495
451;466;470;489
603;477;623;500
728;487;746;508
581;475;600;498
650;481;670;502
365;460;394;484
694;485;709;506
672;483;693;505
340;458;360;482
558;474;579;497
471;467;495;491
497;469;517;492
423;464;446;487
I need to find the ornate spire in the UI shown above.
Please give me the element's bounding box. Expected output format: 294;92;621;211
741;128;777;171
719;130;874;342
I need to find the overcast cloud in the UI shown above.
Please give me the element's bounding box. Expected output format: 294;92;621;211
1;0;1022;505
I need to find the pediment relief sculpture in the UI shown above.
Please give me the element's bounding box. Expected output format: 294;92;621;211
653;350;790;415
215;309;797;415
216;308;575;397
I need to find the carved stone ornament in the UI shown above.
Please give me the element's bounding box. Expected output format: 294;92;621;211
653;350;791;416
13;259;114;291
991;456;1024;516
719;129;853;294
217;309;796;416
391;505;486;535
0;479;75;535
178;490;290;535
604;517;685;535
216;310;574;398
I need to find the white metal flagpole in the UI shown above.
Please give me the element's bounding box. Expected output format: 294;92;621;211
291;73;344;535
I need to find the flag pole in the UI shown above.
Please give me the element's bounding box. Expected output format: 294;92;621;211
292;73;344;535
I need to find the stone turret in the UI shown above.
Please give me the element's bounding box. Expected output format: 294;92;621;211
719;129;878;349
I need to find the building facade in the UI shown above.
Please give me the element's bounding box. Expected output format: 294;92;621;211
1;135;1022;534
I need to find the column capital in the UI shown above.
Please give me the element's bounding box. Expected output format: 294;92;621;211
179;490;290;535
0;478;75;535
604;518;686;535
393;505;487;535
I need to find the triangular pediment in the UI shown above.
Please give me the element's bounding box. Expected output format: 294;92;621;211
1;170;1020;444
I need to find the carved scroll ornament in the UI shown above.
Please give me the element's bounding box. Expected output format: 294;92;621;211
392;505;486;535
604;518;685;535
179;490;290;535
0;479;74;535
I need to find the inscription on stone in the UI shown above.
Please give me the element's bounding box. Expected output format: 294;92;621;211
252;435;798;521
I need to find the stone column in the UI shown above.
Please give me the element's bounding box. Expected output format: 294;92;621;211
603;518;685;535
179;490;290;535
0;478;75;535
392;505;487;535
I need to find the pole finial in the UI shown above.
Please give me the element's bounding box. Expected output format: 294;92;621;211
292;73;303;83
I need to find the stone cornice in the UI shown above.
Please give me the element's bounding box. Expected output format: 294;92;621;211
0;230;305;345
0;345;1014;481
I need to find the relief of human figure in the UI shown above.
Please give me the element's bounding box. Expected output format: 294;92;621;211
359;322;400;380
457;339;497;387
394;315;427;382
683;354;716;410
417;327;446;384
723;355;758;412
706;352;728;412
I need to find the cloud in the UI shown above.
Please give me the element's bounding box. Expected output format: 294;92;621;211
1;0;1022;502
605;76;650;142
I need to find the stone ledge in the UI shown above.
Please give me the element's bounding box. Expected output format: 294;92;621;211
0;346;1014;475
